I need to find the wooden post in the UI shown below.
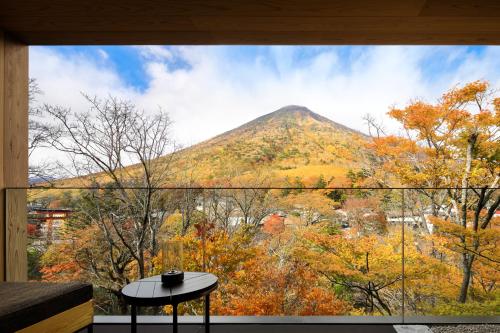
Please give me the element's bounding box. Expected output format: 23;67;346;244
0;30;29;281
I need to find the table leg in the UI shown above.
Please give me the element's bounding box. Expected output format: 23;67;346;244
131;305;137;333
204;294;210;333
173;303;178;333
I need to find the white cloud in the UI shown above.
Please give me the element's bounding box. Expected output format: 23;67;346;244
97;49;109;60
29;45;500;167
134;46;173;61
30;47;138;108
29;47;140;165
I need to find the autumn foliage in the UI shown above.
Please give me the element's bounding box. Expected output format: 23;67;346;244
29;81;499;317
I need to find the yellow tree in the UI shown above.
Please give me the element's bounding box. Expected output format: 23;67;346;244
369;81;499;303
297;222;402;315
152;225;258;315
297;222;451;315
279;190;335;226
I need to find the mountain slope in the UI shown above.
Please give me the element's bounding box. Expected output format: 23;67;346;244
52;105;369;188
165;105;368;186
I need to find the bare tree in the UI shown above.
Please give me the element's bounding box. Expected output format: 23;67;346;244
45;94;177;281
202;189;237;233
228;176;274;227
28;78;59;182
362;113;386;139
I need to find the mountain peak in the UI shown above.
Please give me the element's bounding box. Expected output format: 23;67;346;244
206;105;365;147
247;105;362;135
266;105;318;119
273;105;314;114
252;105;329;124
180;104;368;182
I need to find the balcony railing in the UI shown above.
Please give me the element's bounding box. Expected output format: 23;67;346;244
7;186;499;323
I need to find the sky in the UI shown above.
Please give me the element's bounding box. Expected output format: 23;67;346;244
29;45;500;165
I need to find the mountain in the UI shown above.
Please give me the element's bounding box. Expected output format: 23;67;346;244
52;105;369;188
162;105;368;186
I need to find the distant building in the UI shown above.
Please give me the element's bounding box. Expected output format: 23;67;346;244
28;207;72;245
386;211;436;234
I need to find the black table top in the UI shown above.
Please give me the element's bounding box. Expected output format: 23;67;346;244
121;272;218;306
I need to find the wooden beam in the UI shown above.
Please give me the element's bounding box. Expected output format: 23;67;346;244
419;0;500;17
3;16;499;33
0;31;28;282
11;30;500;46
0;0;430;18
1;0;500;45
16;300;93;333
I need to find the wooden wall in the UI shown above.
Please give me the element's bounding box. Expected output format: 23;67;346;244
0;31;3;281
0;30;28;281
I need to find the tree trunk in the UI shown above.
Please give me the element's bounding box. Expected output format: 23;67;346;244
118;294;129;315
458;255;474;303
138;251;145;279
111;291;130;315
457;133;477;303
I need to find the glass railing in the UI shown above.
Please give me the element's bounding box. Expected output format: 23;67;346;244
7;186;499;322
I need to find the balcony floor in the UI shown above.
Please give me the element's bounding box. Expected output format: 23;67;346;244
89;324;500;333
92;324;397;333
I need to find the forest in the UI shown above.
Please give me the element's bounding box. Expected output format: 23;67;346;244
25;81;499;317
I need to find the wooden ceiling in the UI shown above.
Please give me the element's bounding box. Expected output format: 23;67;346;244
1;0;500;45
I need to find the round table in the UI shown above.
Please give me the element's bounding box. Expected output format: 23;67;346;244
121;272;218;333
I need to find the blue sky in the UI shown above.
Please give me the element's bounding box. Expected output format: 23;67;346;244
42;45;489;92
29;45;500;164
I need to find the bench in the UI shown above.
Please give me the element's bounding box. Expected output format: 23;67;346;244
0;281;93;333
